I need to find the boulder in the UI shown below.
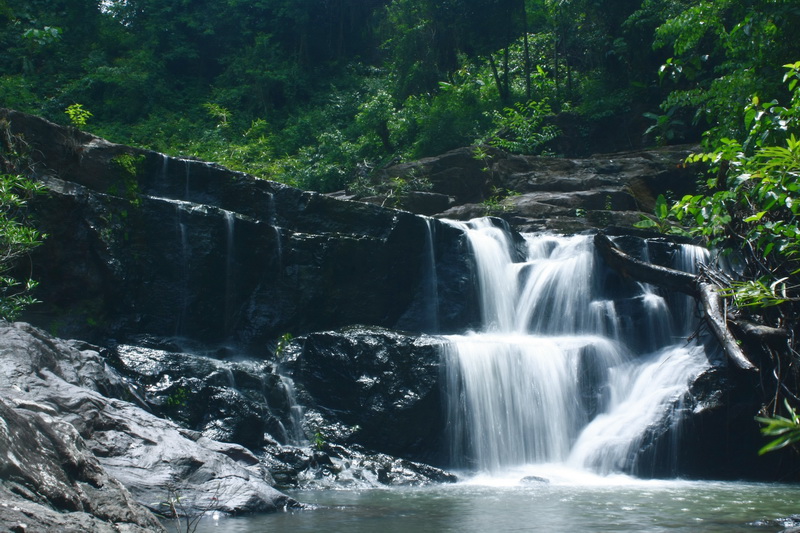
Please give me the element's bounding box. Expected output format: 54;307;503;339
375;144;698;232
106;338;301;450
265;443;457;489
0;322;300;519
284;326;451;466
0;398;164;533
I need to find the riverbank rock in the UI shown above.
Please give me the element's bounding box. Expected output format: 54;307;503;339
265;443;457;489
106;337;300;451
0;321;300;523
0;397;164;533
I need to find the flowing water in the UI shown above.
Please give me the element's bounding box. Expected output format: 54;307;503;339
193;478;800;532
443;219;709;475
193;218;800;531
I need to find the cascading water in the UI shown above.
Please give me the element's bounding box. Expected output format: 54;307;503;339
444;218;710;477
175;204;190;336
422;217;441;333
224;210;236;335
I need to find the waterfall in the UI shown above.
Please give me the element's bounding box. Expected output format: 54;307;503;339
266;192;283;269
444;219;709;476
224;211;236;335
423;217;441;333
175;204;190;336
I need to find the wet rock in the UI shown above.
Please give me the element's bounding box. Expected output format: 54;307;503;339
399;191;455;215
376;144;697;232
749;514;800;531
106;339;300;450
284;326;450;465
377;147;498;205
0;108;472;346
264;443;457;489
0;321;300;520
520;476;550;485
0;397;164;533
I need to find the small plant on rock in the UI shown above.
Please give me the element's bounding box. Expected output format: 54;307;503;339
64;103;92;129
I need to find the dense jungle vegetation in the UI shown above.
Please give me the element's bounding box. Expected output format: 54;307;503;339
4;0;800;440
0;0;797;193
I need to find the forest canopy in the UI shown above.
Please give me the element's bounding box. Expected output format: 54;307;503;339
1;0;799;192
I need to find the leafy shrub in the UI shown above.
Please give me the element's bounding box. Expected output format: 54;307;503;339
485;99;559;155
0;174;46;320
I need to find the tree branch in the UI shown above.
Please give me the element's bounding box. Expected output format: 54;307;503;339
594;232;757;372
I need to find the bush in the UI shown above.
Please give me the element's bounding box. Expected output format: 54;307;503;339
0;174;46;321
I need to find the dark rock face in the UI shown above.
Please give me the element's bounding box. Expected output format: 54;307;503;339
0;321;300;525
105;339;301;450
284;326;450;466
0;108;474;348
0;105;790;498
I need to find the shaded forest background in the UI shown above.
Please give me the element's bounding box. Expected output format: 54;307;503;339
2;0;799;193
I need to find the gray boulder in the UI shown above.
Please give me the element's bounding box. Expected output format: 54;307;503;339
0;321;299;524
0;397;164;533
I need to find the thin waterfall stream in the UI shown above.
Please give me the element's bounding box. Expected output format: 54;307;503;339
443;218;710;476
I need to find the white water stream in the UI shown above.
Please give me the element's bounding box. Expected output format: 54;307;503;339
444;218;710;476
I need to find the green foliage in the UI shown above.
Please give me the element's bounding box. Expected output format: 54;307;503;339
756;400;800;455
202;103;231;129
484;100;559;155
4;0;796;197
0;174;46;321
652;0;800;142
482;187;519;215
643;108;684;146
719;277;791;309
275;332;293;358
21;26;61;47
634;194;689;235
665;63;800;314
313;431;325;451
676;63;800;262
111;154;144;206
64;103;92;129
165;387;189;408
112;153;145;177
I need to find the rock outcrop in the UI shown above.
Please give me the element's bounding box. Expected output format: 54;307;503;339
0;321;299;530
0;105;793;533
0;108;475;348
356;144;698;233
283;326;450;465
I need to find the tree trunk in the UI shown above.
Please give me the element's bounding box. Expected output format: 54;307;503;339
488;54;505;103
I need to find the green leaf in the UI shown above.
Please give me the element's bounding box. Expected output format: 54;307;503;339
633;217;657;229
743;211;767;223
654;194;668;220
